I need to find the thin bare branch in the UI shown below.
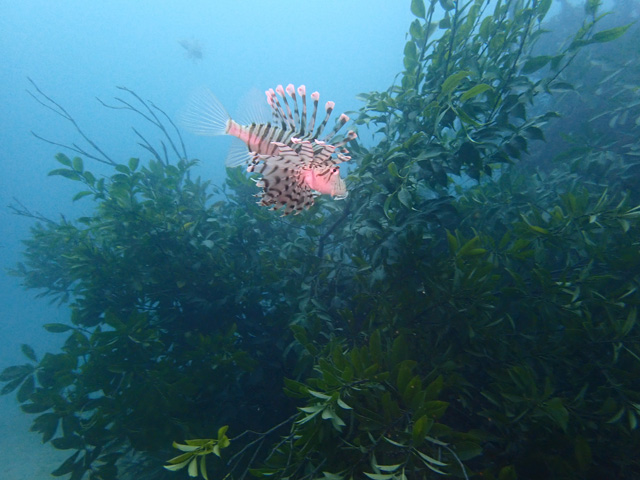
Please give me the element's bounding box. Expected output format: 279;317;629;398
27;77;116;166
98;86;188;164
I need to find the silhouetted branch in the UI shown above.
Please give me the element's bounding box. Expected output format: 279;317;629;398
317;198;352;258
9;197;56;224
226;413;297;480
97;86;188;164
27;77;117;166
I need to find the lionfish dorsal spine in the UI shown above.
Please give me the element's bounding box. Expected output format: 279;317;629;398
291;137;314;164
276;85;296;131
323;113;350;142
307;91;320;135
312;142;337;165
314;101;335;139
333;130;358;149
297;85;307;135
266;88;289;130
285;84;301;131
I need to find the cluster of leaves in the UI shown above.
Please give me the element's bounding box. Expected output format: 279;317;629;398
251;0;640;478
2;1;640;479
2;89;333;479
164;426;231;479
253;330;480;480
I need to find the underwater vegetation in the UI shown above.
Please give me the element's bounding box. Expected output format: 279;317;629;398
2;0;640;479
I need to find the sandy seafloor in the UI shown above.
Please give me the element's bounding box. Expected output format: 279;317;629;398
0;285;68;479
0;394;67;479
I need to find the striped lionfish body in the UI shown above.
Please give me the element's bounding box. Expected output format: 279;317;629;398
181;84;357;215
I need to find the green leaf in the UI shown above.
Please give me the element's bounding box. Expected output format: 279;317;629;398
383;436;406;448
537;0;552;19
21;401;53;413
439;0;455;10
412;415;431;444
479;16;493;39
17;374;34;402
166;451;196;465
33;412;59;443
574;436;592;471
337;397;352;410
375;464;402;473
403;375;422;404
410;0;426;18
72;191;93;202
521;55;551;74
620;307;637;337
404;41;418;70
543;397;569;431
441;71;471;95
219;435;230;449
455;441;482;461
606;406;626;424
446;230;458;254
55;153;72;167
174;442;202;452
628;409;638;430
415;449;448;470
21;344;37;362
383;194;395;220
398;187;412;209
364;473;395;480
188;456;198;477
387;161;400;177
129;157;140;171
422;400;449;419
424;375;443;401
0;364;33;382
308;389;331;400
48;169;82;181
83;171;96;185
217;425;229;439
43;323;73;333
524;126;545;141
460;83;492;102
410;19;422;40
591;24;632;43
458;235;481;256
72;156;84;173
585;0;601;15
51;434;83;450
1;377;24;395
200;455;209;480
498;465;517;480
528;224;549;235
51;451;80;477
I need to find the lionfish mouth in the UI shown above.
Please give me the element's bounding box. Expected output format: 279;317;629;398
334;192;348;200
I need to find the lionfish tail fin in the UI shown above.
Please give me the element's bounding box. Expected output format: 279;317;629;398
180;87;231;136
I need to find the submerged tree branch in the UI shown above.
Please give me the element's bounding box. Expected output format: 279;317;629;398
97;86;188;165
317;198;352;258
27;77;117;166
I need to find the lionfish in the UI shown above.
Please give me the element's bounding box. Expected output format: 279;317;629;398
181;84;357;215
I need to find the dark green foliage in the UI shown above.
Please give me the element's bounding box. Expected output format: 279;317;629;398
3;1;640;479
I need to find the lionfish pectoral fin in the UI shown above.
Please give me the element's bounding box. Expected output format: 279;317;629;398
179;87;231;136
225;137;253;167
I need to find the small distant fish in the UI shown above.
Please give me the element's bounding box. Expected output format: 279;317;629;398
181;84;357;215
178;39;203;61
